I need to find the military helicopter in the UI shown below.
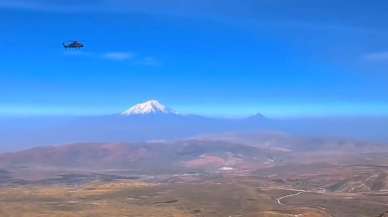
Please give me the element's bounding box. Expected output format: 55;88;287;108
63;40;85;49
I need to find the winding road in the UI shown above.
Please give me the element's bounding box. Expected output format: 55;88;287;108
273;189;334;217
276;191;304;205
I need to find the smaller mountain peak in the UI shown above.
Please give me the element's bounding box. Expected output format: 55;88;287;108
121;99;176;116
252;113;265;118
245;112;266;120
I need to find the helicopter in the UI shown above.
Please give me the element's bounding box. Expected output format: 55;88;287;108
63;40;85;49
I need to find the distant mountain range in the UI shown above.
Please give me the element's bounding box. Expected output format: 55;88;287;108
0;100;267;151
0;99;387;152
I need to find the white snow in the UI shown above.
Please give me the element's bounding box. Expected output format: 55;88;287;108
121;99;175;115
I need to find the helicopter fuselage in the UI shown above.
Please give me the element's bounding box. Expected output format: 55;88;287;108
63;41;84;49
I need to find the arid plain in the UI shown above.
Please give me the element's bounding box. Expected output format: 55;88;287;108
1;134;388;217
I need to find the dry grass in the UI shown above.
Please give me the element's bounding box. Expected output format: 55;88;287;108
0;181;191;217
0;175;384;217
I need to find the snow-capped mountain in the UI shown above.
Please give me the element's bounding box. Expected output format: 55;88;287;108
121;100;176;116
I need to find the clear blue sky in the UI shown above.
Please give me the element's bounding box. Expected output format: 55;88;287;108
1;0;388;117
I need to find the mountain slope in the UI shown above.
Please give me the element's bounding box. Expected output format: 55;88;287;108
0;140;277;174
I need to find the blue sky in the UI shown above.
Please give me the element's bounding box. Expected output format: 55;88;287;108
1;0;388;117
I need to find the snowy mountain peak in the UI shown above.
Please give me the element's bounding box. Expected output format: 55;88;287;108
121;100;176;116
